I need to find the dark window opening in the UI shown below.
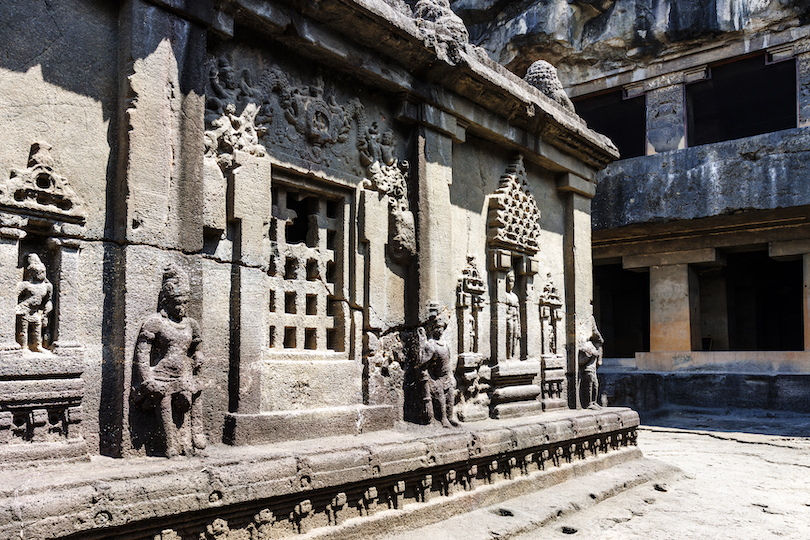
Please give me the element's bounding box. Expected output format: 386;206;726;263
724;251;802;351
574;90;646;159
594;264;650;357
686;53;796;146
285;193;319;245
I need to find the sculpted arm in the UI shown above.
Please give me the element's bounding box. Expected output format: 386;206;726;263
135;320;157;388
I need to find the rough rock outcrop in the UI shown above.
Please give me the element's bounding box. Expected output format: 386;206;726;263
452;0;810;83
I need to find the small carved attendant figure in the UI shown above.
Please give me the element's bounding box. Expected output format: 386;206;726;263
415;314;458;428
134;264;206;457
505;269;521;360
579;316;604;409
16;254;53;352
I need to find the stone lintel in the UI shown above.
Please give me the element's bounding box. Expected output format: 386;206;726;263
623;248;724;269
143;0;214;26
395;101;466;143
556;172;596;198
769;239;810;260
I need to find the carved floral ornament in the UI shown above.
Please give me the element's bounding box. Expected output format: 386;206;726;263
203;57;416;263
486;155;542;254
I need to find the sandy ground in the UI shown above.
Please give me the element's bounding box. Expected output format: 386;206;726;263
515;409;810;540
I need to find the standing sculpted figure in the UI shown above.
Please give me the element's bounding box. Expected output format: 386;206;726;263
16;254;53;352
415;313;458;427
134;264;206;457
579;316;604;409
505;269;521;360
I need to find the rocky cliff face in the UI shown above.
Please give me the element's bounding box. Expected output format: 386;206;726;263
450;0;810;84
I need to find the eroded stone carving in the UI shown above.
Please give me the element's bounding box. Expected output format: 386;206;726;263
1;142;86;223
367;331;406;420
524;60;575;113
413;0;470;65
16;253;53;352
504;269;521;360
539;274;563;356
487;155;541;254
579;316;604;409
204;58;268;172
456;255;485;354
414;313;458;427
356;107;416;264
133;264;206;458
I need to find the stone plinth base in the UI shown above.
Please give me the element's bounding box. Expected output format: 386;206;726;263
0;408;640;540
0;346;86;461
490;360;542;418
224;404;395;445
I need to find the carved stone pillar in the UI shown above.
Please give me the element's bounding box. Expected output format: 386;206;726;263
648;264;701;352
0;230;23;350
487;156;543;418
49;238;82;350
646;84;686;154
557;173;597;409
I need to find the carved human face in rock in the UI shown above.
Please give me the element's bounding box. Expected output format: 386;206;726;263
506;270;515;292
220;64;236;89
165;292;188;321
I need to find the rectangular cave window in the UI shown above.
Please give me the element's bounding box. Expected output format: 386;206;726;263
686;53;797;146
268;181;346;353
573;89;646;159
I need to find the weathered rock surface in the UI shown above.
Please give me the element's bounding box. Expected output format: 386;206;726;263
592;127;810;230
452;0;810;82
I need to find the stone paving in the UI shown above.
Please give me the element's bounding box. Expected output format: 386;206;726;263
382;408;810;540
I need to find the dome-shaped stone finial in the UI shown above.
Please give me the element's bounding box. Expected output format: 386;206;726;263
524;60;575;112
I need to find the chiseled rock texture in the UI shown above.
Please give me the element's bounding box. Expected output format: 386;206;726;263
592;128;810;230
451;0;810;81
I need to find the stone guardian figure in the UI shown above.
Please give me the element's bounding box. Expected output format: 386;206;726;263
16;254;53;352
578;316;604;409
134;264;206;457
415;313;458;427
505;269;521;360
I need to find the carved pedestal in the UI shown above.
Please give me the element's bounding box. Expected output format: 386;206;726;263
489;360;543;418
0;347;87;462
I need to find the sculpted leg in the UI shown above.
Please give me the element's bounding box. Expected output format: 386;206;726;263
158;394;178;458
31;317;43;352
191;392;207;452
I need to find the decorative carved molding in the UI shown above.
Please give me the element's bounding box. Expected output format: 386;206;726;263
0;142;86;224
487;155;541;255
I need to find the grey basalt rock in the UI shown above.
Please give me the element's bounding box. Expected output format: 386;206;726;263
452;0;810;81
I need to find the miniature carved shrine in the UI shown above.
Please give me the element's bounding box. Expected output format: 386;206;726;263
0;1;637;539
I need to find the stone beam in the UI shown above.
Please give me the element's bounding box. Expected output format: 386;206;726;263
623;248;723;270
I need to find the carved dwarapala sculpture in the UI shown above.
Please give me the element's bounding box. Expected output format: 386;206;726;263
16;254;53;352
415;313;458;428
578;316;604;409
505;269;521;360
134;264;206;457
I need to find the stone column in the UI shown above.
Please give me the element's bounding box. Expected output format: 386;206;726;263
647;265;700;352
804;253;810;352
0;230;23;350
49;239;82;349
646;84;685;154
557;173;597;409
231;152;272;415
797;52;810;128
416;126;454;320
118;0;206;251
